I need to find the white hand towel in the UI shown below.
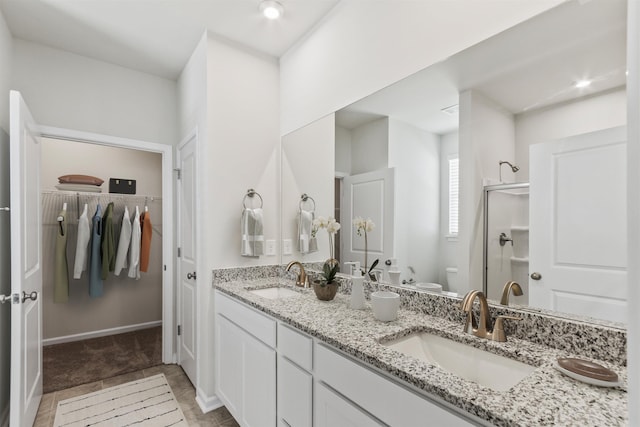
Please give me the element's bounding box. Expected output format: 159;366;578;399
241;208;264;257
114;206;132;276
73;204;90;279
298;209;314;254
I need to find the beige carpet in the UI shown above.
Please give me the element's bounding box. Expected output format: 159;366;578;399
53;373;187;427
44;326;163;393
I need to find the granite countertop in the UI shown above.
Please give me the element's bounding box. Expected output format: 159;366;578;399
213;278;627;427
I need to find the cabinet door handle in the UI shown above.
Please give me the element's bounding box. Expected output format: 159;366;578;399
187;272;197;280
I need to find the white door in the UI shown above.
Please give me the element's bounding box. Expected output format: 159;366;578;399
529;126;626;322
177;132;197;384
9;90;43;427
341;168;394;277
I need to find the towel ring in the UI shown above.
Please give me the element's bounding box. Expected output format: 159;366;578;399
299;193;316;212
243;189;263;209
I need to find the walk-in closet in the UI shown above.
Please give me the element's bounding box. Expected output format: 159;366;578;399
40;137;164;393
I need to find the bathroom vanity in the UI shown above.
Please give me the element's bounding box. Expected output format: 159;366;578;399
213;271;627;427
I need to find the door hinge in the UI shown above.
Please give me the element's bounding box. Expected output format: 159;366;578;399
173;168;181;180
177;247;181;257
177;325;182;336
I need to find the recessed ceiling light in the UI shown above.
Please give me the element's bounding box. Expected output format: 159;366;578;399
575;79;591;89
260;0;283;20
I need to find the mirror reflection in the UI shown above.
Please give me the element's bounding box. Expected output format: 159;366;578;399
281;0;628;324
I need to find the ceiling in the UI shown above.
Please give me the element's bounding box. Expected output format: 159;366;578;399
0;0;340;79
336;0;627;135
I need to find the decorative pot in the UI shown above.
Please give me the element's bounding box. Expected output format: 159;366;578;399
312;281;338;301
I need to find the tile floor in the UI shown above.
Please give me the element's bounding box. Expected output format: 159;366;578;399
34;364;239;427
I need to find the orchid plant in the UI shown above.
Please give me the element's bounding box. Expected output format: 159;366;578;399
312;216;341;260
353;216;379;280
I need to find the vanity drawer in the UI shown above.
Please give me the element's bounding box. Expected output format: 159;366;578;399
215;291;276;348
278;323;313;371
315;344;473;426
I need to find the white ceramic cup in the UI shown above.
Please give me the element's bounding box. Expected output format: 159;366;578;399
370;291;400;322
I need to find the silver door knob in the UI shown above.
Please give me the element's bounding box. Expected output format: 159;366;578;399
530;272;542;280
187;272;197;280
22;291;38;303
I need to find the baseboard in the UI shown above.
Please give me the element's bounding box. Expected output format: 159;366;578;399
43;320;162;346
195;389;223;414
1;403;9;427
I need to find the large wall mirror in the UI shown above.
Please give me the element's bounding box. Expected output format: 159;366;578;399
281;0;628;325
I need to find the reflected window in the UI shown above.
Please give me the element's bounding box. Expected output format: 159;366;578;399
448;157;459;235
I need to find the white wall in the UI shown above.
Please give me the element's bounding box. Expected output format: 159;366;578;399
280;0;562;135
41;138;163;195
12;39;178;146
515;89;627;181
282;114;335;264
0;8;11;425
0;8;11;133
388;119;439;284
335;125;352;175
458;90;515;293
627;2;640;424
438;131;458;290
351;118;388;175
183;33;280;406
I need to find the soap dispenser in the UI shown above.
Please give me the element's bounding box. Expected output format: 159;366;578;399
344;261;366;310
388;259;401;285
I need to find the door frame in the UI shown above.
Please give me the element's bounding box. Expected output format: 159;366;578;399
38;125;175;363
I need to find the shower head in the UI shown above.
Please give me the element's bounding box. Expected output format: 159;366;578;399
499;161;519;173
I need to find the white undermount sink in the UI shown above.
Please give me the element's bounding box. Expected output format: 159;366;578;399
249;287;300;300
383;332;536;392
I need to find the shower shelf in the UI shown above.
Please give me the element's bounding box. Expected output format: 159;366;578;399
510;256;529;263
510;226;529;231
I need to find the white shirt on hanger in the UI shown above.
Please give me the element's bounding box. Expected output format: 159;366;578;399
73;203;90;279
114;206;132;276
128;206;141;280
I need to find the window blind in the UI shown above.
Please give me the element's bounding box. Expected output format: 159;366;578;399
448;158;459;235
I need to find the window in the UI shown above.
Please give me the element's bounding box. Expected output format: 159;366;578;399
448;157;459;235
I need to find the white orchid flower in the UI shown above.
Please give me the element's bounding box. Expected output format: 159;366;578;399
364;218;375;232
326;218;341;234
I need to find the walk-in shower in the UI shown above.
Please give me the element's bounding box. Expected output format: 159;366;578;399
483;183;529;305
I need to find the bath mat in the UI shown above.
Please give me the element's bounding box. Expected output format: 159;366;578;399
53;374;188;427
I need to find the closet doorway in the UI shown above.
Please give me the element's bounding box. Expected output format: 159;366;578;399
38;126;174;393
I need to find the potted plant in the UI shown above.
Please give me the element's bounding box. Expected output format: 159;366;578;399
312;259;340;301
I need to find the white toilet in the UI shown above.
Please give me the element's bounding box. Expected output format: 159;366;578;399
445;267;458;292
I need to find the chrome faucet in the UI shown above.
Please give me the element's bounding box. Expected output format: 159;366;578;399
286;261;307;287
500;281;523;306
499;232;513;246
460;290;521;342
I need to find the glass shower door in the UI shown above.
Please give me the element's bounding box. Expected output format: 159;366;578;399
483;183;529;305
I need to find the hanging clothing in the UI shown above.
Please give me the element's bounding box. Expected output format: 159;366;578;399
114;206;132;276
53;208;69;303
73;204;90;279
128;207;141;280
140;210;152;272
101;202;116;280
89;204;104;297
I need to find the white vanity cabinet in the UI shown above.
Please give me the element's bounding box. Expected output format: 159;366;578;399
214;290;476;427
314;382;383;427
277;323;313;427
215;292;277;427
